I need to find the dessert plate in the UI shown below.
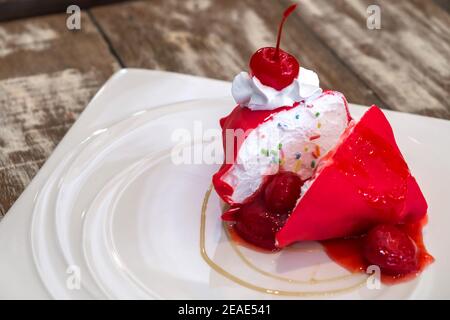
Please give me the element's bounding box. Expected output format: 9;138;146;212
0;69;448;299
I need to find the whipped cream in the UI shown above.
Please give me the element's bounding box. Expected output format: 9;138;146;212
231;67;322;111
222;91;349;203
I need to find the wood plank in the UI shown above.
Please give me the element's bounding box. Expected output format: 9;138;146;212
433;0;450;13
0;0;128;22
293;0;450;119
0;12;119;215
90;0;388;108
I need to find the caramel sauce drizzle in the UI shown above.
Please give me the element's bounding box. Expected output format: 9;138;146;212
200;185;368;297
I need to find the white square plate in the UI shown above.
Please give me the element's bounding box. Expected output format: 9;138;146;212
0;69;449;299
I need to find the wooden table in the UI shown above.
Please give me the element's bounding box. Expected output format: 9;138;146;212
0;0;449;217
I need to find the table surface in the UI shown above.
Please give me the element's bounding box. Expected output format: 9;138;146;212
0;0;449;217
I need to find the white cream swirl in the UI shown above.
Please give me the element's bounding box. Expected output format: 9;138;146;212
231;67;322;111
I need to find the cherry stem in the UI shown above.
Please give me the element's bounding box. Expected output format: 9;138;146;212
274;4;298;60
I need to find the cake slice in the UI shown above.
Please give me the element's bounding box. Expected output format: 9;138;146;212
211;3;432;281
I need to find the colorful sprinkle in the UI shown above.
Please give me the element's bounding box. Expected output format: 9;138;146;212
309;134;321;141
295;152;302;160
261;148;269;157
311;160;316;168
295;114;300;119
315;112;320;117
278;143;283;150
294;159;302;172
312;145;321;159
317;122;322;129
277;122;289;130
304;146;309;152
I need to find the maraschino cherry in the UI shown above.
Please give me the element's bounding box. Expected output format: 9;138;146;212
249;4;300;90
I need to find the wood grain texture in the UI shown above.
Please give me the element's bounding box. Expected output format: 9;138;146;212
92;0;450;118
1;0;449;217
90;0;387;108
0;0;128;22
433;0;450;13
0;12;119;215
293;0;450;119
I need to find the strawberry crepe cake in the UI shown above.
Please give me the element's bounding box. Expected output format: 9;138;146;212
212;4;433;283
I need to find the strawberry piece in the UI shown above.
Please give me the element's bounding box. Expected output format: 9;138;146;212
264;172;303;214
233;196;288;251
363;224;418;275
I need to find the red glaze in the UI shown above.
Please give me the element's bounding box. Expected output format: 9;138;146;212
249;4;299;90
223;174;433;282
322;219;434;284
264;172;303;214
275;106;428;247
